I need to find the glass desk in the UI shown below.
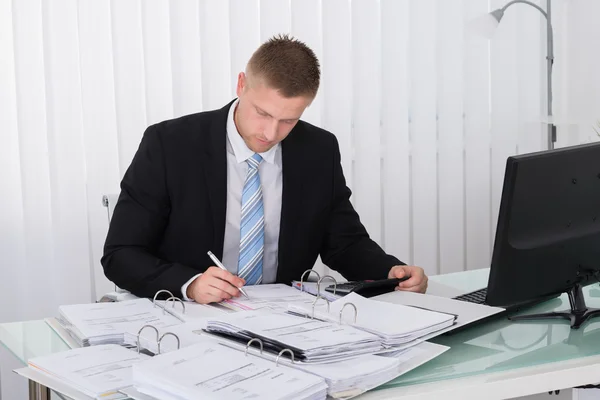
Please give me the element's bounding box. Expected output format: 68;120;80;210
2;269;600;400
0;319;71;399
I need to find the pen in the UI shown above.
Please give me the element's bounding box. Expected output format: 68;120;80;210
207;251;250;299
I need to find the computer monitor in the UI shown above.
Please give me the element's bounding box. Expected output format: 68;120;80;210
485;142;600;329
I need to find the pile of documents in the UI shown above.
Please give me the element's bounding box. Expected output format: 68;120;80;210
218;283;327;312
288;292;456;347
29;285;464;399
131;339;329;400
129;321;449;399
125;320;208;355
57;298;183;347
25;344;148;399
290;353;403;398
204;309;384;363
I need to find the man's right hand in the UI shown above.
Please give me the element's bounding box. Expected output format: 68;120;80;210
186;267;246;304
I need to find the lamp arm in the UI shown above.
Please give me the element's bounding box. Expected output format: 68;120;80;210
501;0;553;63
501;0;547;19
501;0;555;149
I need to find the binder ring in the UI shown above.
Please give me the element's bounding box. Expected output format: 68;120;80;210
158;332;181;354
153;290;175;307
300;269;321;293
244;338;264;356
311;296;330;319
275;348;295;367
137;325;159;354
318;275;337;295
339;302;358;324
164;296;186;314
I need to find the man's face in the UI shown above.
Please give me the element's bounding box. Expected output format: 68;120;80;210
234;72;312;153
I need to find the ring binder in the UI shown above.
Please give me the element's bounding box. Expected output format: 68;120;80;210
339;302;358;324
164;296;186;314
152;290;175;307
137;325;159;354
244;338;264;356
299;269;321;293
311;296;330;319
275;348;295;367
318;275;337;295
158;332;181;354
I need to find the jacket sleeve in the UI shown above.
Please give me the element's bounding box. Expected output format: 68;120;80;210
101;124;199;298
319;135;405;281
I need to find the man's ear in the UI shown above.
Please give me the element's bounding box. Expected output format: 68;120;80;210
236;72;247;97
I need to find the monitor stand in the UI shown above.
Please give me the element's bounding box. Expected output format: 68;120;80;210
509;283;600;329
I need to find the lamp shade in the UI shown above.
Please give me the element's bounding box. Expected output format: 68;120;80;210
467;9;505;39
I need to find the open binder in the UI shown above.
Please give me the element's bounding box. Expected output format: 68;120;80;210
131;338;329;400
203;308;386;363
289;271;457;346
128;319;449;399
23;344;149;400
56;291;187;348
32;284;452;400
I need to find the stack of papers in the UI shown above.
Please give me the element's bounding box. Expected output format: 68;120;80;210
215;328;450;399
219;283;323;312
288;292;456;347
125;320;450;399
26;344;148;399
132;339;328;400
204;309;384;363
124;320;209;355
373;289;506;333
297;355;400;398
58;299;183;347
155;299;233;321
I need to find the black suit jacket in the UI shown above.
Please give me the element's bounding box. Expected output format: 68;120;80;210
102;101;403;298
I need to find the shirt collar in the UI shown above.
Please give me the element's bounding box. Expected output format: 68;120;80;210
226;99;279;164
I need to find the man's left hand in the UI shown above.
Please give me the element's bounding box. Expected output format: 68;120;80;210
388;265;428;294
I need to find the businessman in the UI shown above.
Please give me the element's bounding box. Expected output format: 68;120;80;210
102;34;428;304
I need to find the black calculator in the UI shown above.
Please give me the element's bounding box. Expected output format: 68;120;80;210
324;277;409;298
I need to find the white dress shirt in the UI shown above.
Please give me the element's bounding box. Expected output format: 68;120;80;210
182;100;282;299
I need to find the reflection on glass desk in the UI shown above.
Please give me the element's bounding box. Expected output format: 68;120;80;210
377;279;600;391
0;319;70;366
1;268;600;400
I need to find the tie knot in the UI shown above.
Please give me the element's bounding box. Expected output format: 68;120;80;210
247;153;262;170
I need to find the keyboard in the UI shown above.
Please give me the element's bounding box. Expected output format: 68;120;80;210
453;287;488;304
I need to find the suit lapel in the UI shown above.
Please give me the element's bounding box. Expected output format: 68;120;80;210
201;101;233;259
277;125;307;283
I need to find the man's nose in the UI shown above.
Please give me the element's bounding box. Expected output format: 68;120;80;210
263;120;279;141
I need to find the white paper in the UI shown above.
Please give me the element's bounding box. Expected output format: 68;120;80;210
288;292;456;346
27;344;148;399
132;340;328;400
58;299;183;346
214;335;450;399
206;310;383;362
155;299;232;321
220;283;320;312
372;290;505;335
124;320;209;355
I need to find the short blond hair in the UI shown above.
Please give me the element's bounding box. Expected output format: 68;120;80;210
247;34;320;98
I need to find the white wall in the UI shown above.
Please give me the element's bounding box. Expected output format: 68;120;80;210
556;0;600;147
2;0;586;321
1;1;600;398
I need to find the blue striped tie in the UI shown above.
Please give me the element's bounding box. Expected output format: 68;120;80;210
237;153;264;285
